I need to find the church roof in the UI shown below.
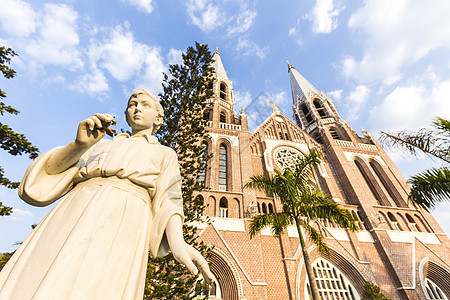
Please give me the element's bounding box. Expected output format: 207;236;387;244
287;61;319;104
211;48;228;79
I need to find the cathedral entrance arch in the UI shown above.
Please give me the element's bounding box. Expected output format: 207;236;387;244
296;248;367;299
208;250;242;300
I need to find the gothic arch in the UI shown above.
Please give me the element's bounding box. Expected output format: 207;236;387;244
207;196;216;217
354;158;391;207
208;250;242;300
230;198;240;218
369;159;407;207
296;246;368;299
219;82;228;101
216;139;233;191
419;258;450;299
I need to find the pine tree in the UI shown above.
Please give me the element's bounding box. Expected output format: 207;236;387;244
0;46;39;216
144;42;214;299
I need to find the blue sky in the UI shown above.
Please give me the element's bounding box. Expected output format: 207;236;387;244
1;0;450;252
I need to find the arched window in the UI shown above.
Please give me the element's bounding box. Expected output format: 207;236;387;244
219;197;228;218
329;127;340;140
218;144;228;190
257;202;261;214
220;111;226;123
415;214;430;233
208;196;216;217
406;213;419;232
306;258;360;300
388;212;402;230
220;83;227;100
268;203;274;214
301;105;313;124
197;143;208;184
262;203;267;214
369;160;406;207
424;278;448;300
203;108;211;121
232;198;240;218
313;99;327;118
355;160;386;206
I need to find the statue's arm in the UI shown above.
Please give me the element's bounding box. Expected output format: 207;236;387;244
166;214;214;284
46;113;113;175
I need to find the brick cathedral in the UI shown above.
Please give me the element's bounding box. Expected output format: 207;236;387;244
194;49;450;300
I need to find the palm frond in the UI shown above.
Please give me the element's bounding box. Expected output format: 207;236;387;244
432;117;450;137
380;129;450;163
249;212;292;238
302;221;329;254
244;174;279;197
409;167;450;209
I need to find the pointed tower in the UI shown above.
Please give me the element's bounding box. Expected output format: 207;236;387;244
206;48;242;129
288;62;450;299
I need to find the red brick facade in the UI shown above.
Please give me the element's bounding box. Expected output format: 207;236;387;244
195;51;450;299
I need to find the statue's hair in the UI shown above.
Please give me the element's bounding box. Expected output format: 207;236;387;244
127;89;164;134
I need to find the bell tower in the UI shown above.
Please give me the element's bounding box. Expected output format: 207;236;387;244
288;62;449;299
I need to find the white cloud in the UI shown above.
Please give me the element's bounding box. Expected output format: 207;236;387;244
309;0;344;34
185;0;257;36
234;90;252;108
370;73;450;132
342;0;450;83
167;48;183;66
135;47;165;93
81;25;165;95
338;85;370;121
74;67;109;96
0;0;36;36
6;208;34;221
227;9;257;36
236;37;268;60
288;19;303;46
186;0;225;32
3;3;83;70
327;89;343;101
121;0;153;14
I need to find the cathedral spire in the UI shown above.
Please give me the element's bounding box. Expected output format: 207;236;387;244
287;62;319;104
211;47;228;79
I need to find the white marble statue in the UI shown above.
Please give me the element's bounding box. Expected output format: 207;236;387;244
0;89;213;299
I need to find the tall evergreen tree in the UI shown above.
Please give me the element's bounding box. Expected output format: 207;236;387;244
0;46;39;215
144;42;214;299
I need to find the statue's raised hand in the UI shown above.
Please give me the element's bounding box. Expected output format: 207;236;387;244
76;113;114;148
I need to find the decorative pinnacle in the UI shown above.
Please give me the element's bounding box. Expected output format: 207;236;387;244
215;47;220;55
286;60;294;72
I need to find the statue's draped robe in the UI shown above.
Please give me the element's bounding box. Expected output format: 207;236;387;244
0;134;184;300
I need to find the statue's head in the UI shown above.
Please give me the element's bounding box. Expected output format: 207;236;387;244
125;89;164;134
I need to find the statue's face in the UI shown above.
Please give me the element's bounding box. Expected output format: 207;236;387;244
126;93;159;131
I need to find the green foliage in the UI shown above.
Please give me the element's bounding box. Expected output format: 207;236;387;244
0;201;13;216
381;117;450;208
245;149;359;252
0;46;39;217
362;281;390;300
245;149;358;300
0;251;14;272
144;42;214;299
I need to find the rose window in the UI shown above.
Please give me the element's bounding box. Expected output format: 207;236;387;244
273;147;303;171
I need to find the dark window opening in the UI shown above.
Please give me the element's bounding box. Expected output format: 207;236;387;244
219;144;227;190
313;100;327;118
220;83;227;100
220;111;226;123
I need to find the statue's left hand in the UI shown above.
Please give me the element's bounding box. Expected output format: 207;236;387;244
166;215;214;284
172;242;214;284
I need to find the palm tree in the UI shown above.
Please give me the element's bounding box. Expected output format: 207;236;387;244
381;117;450;209
244;149;358;300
